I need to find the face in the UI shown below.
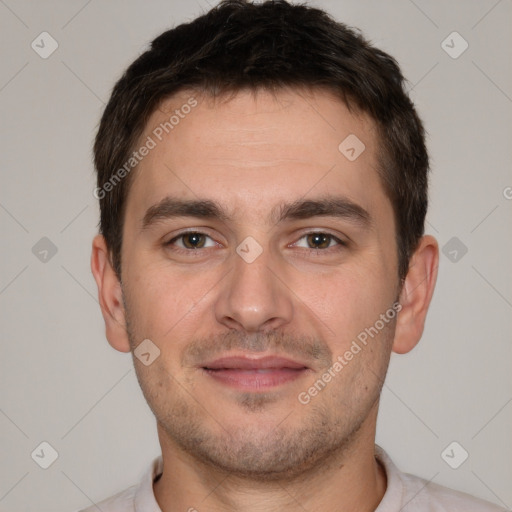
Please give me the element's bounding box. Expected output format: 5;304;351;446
118;88;401;479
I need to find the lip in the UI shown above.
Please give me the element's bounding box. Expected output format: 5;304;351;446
201;355;310;391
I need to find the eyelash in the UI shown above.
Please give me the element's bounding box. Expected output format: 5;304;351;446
164;231;347;255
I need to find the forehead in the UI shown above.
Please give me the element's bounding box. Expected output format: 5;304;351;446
125;87;388;228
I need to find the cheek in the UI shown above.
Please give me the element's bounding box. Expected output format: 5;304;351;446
124;259;218;346
301;264;396;351
123;262;179;336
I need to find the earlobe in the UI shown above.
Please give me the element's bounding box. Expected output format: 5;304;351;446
90;234;131;353
392;235;439;355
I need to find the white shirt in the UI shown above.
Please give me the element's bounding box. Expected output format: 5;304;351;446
78;445;507;511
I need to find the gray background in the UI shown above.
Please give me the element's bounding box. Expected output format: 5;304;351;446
0;1;511;511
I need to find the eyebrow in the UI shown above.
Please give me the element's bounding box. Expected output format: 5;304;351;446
141;195;372;231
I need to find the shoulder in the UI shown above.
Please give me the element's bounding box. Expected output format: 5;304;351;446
400;471;508;512
375;445;508;512
76;484;137;512
74;455;163;512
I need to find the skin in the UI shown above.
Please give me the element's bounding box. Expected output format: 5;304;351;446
91;87;438;512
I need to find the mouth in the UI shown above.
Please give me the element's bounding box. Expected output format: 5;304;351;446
200;355;310;391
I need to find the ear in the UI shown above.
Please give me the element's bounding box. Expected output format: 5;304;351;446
90;234;131;353
392;235;439;354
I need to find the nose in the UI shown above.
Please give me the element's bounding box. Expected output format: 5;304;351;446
214;244;294;332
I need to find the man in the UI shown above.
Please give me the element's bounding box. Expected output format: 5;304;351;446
87;0;506;510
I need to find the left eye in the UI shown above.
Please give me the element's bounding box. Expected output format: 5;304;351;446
167;232;216;249
294;233;345;250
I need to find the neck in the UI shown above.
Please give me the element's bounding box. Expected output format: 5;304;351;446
153;409;387;512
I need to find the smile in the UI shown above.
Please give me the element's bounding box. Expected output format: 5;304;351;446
201;355;310;391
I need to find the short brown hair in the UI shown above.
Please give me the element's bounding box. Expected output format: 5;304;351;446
94;0;429;282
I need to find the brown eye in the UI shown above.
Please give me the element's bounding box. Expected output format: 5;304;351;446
291;232;347;253
166;232;215;250
180;232;207;249
306;233;333;249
